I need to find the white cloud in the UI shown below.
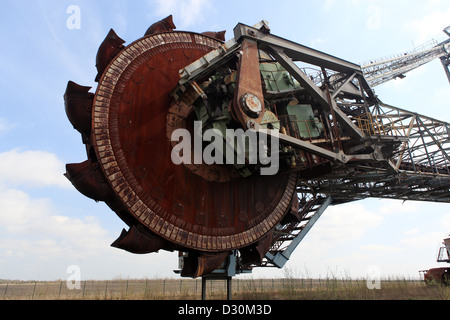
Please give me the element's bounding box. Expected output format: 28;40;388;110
0;149;70;189
0;173;177;280
0;188;51;233
310;38;326;49
307;202;384;246
286;201;385;278
366;5;381;30
111;1;128;35
378;199;418;215
359;244;403;254
0;118;16;134
400;231;446;248
403;5;450;45
404;228;419;236
323;0;335;11
441;215;450;230
0;184;118;279
0;187;108;245
149;0;212;29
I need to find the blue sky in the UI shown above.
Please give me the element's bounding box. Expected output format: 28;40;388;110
1;0;450;281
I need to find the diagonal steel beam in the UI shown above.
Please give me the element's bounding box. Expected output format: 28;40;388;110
331;72;357;99
416;115;450;166
233;23;362;73
267;47;365;140
395;114;417;169
265;197;333;268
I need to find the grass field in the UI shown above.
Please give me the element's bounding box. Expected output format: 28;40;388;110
1;277;450;300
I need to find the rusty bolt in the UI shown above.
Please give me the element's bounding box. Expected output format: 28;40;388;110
247;30;257;37
240;93;262;118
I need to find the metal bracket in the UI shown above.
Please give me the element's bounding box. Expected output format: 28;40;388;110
255;127;382;164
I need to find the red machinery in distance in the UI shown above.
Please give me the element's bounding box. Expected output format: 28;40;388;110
422;237;450;285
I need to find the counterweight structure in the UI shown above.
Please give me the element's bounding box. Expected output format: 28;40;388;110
64;17;450;278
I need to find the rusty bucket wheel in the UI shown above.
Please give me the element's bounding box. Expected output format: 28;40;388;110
92;30;298;250
65;16;299;278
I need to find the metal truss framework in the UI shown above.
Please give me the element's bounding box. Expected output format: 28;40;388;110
177;22;450;270
263;100;450;267
361;36;450;87
321;101;450;202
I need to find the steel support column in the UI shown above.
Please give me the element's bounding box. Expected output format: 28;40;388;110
441;56;450;85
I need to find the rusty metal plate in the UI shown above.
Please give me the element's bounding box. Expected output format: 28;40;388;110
92;31;297;252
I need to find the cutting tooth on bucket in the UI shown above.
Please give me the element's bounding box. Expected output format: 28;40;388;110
239;232;274;266
64;81;93;143
65;160;115;202
111;225;175;254
201;31;226;41
95;29;125;82
144;15;176;36
181;251;231;278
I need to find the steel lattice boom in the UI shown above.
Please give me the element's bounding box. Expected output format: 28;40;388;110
361;27;450;87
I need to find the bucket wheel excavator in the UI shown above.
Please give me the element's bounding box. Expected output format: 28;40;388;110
64;16;450;280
